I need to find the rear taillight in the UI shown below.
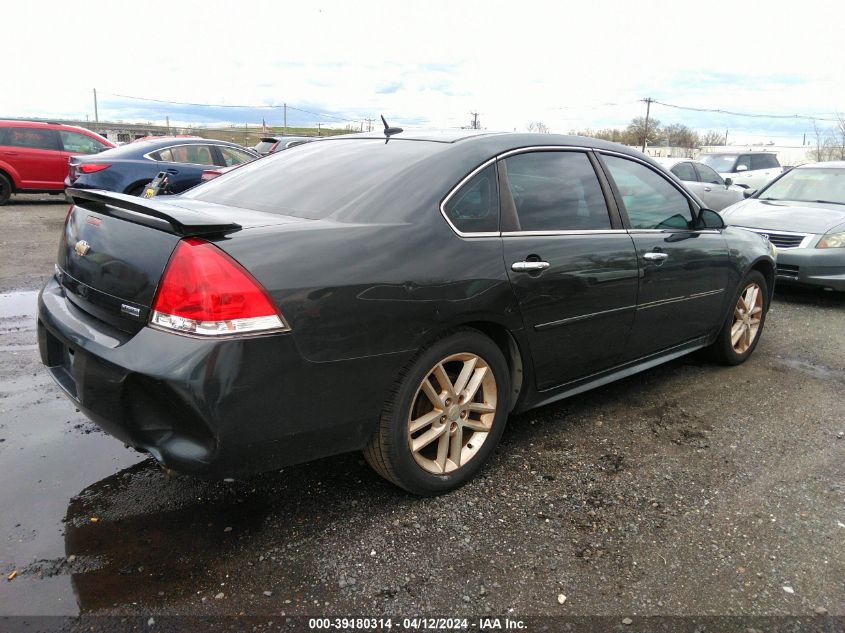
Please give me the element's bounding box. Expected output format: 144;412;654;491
78;163;111;174
150;238;289;337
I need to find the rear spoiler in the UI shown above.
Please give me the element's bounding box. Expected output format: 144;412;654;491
67;188;241;236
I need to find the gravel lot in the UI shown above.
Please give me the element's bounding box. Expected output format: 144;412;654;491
1;196;843;623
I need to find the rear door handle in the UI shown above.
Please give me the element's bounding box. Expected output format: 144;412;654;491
165;168;179;174
643;252;669;262
511;261;550;272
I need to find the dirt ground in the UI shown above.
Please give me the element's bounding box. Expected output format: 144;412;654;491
1;196;843;626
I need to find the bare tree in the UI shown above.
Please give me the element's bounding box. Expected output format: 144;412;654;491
833;112;845;161
699;130;726;147
528;121;550;134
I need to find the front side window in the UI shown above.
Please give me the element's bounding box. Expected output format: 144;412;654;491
502;151;611;231
442;163;499;233
5;127;58;150
695;163;724;185
699;154;737;173
670;162;696;182
602;155;693;230
60;131;107;154
735;155;751;171
218;146;255;167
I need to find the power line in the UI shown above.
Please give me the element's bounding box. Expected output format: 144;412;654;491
103;92;364;124
652;99;839;123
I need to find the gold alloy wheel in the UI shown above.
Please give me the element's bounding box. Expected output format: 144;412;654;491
407;353;497;475
731;282;764;354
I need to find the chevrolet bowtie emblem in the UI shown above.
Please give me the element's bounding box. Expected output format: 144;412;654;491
74;240;91;257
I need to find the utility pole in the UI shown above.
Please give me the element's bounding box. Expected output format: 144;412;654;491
317;122;321;137
725;129;729;146
470;111;479;130
166;116;170;134
641;97;653;152
93;88;99;125
283;103;287;135
367;118;374;132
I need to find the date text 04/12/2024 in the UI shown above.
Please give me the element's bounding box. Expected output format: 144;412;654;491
307;618;527;630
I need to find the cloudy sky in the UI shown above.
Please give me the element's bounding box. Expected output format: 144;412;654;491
4;0;844;144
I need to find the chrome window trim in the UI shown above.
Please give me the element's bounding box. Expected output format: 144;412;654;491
502;229;628;237
142;142;224;167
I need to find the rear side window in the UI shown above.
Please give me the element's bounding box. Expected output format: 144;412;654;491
60;131;108;154
169;145;216;165
670;162;696;182
443;163;499;233
602;155;693;230
0;127;7;145
5;127;58;150
218;146;255;167
502;151;611;231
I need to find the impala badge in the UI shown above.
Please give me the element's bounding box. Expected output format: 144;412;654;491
74;240;91;257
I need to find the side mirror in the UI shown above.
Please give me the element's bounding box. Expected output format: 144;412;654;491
697;208;725;230
735;164;749;172
743;189;757;199
724;177;733;187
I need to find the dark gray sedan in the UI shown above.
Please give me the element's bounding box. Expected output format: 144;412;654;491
38;131;775;495
721;161;845;291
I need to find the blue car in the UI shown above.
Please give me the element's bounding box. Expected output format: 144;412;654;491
66;137;258;195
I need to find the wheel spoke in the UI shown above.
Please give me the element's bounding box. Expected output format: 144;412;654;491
730;322;744;346
421;379;443;408
453;357;478;397
465;402;495;414
433;363;456;398
449;424;463;469
463;366;488;402
412;423;447;453
462;417;491;432
435;431;449;473
409;409;442;434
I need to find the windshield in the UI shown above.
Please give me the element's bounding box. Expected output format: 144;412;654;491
182;138;445;219
758;168;845;205
699;154;738;173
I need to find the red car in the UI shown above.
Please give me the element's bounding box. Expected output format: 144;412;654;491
0;120;114;204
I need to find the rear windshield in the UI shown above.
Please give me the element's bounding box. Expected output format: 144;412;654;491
254;140;278;153
182;138;445;219
699;154;737;173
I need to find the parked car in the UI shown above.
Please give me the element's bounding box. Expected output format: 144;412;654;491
66;137;259;195
721;161;845;290
654;158;745;210
254;135;317;155
0;120;114;204
699;151;783;191
38;131;775;495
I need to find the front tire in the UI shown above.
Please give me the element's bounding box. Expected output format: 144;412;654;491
0;173;12;205
364;329;510;495
708;270;768;365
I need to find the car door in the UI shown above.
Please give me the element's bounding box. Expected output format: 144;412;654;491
670;161;714;204
499;149;639;390
731;154;759;189
693;162;743;210
2;127;64;188
598;153;730;360
750;154;781;189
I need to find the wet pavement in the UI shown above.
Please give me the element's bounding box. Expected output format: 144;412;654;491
0;200;843;622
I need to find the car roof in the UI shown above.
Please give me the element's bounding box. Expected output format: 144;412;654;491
320;129;646;157
0;119;108;136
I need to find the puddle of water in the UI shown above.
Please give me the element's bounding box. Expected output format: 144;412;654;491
0;291;39;319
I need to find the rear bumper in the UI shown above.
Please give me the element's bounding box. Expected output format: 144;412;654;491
775;247;845;291
37;277;404;477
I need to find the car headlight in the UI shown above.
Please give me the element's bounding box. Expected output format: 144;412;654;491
817;232;845;249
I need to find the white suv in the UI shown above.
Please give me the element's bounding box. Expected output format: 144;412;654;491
698;152;783;191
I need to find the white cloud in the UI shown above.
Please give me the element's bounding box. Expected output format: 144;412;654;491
3;0;844;143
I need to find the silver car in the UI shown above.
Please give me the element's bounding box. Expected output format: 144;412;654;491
654;158;745;211
720;161;845;291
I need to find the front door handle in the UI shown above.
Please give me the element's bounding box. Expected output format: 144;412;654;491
512;260;550;272
704;187;712;192
643;252;669;262
165;168;179;174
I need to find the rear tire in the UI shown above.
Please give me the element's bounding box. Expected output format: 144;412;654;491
0;173;11;205
707;270;768;365
364;329;510;495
